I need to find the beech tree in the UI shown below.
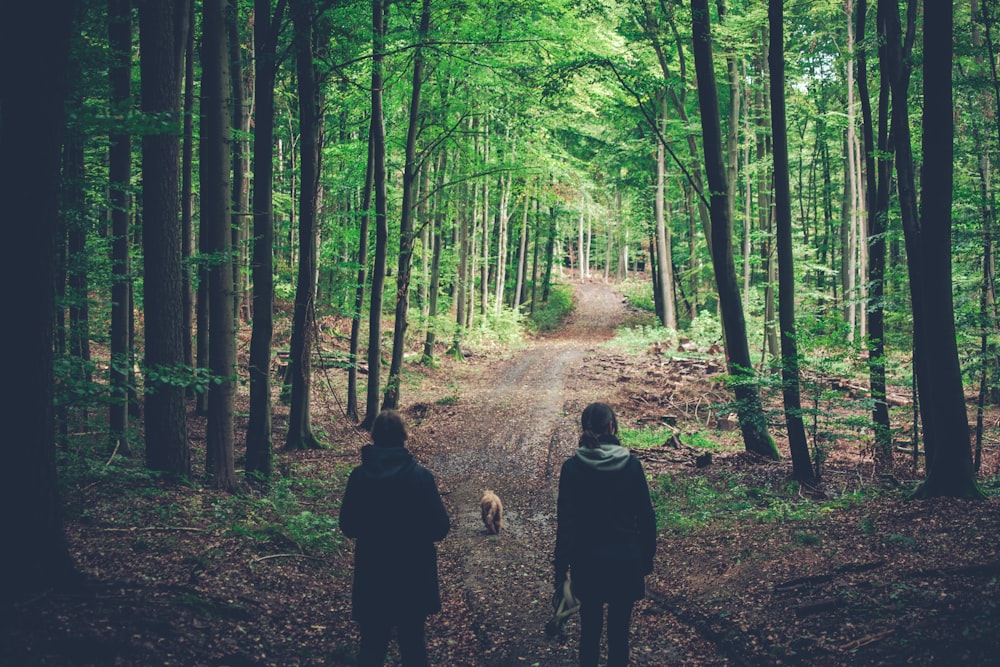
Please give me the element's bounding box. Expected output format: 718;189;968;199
139;0;192;476
285;0;324;449
769;0;814;483
361;0;390;430
690;0;779;460
911;0;984;499
202;0;238;490
383;0;432;410
108;0;134;457
246;0;289;476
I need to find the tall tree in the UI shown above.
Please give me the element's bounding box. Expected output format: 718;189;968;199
654;92;677;330
109;0;134;457
202;0;238;490
362;0;390;429
182;2;196;388
769;0;815;483
911;0;984;499
246;0;288;478
285;0;323;449
139;0;192;476
348;132;374;421
1;0;80;601
228;0;253;323
690;0;779;460
856;0;893;466
422;150;447;364
383;0;432;410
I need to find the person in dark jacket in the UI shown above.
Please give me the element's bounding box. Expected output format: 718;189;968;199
553;402;657;667
339;409;451;667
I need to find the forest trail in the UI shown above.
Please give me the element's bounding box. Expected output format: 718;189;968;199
406;281;722;666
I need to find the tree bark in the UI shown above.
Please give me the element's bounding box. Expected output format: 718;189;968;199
769;0;815;483
362;0;389;429
228;0;253;323
348;131;374;421
654;92;677;329
139;0;192;475
285;0;322;449
246;0;286;477
423;150;447;363
109;0;134;457
383;0;432;410
856;0;893;466
690;0;779;460
202;0;238;490
911;0;983;499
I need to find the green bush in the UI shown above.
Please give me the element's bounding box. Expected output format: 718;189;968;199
527;283;574;332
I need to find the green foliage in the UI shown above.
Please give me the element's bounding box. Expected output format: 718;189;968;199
685;311;724;350
605;323;676;354
650;470;872;535
57;437;348;560
465;307;527;350
616;278;656;313
621;425;722;451
526;282;575;332
213;464;347;557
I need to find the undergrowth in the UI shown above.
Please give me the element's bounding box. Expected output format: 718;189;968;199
650;469;874;534
526;282;574;332
58;444;350;559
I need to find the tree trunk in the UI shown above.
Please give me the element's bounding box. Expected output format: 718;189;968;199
514;178;531;311
181;6;195;385
856;0;892;466
284;0;322;449
691;0;779;460
845;0;859;342
228;0;253;323
348;132;374;421
202;0;237;490
246;0;285;477
1;0;80;601
383;0;431;410
139;0;192;476
423;150;447;363
654;92;677;329
109;0;134;457
769;0;815;483
911;0;983;499
362;0;389;429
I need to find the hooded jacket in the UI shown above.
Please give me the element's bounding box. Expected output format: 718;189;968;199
553;433;657;602
339;444;450;623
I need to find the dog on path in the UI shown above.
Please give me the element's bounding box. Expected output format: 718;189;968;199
480;489;503;535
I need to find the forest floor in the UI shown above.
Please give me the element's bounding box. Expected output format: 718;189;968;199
4;280;1000;666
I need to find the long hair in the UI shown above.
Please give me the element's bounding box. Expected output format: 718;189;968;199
579;402;618;449
370;409;408;447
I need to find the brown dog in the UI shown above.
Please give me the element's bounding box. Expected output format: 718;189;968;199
480;490;503;535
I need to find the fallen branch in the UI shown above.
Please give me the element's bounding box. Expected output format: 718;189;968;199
248;553;328;569
101;526;208;533
839;628;894;651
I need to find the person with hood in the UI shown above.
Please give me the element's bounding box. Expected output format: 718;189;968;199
339;409;450;666
553;402;657;667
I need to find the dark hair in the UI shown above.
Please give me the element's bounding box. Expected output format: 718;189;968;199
370;409;408;447
579;402;618;449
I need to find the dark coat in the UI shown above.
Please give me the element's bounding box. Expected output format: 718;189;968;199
339;444;450;623
553;434;657;603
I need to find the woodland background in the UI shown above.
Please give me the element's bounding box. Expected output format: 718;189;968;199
1;0;999;616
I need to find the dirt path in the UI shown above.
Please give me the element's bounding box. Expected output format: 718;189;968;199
403;282;719;666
